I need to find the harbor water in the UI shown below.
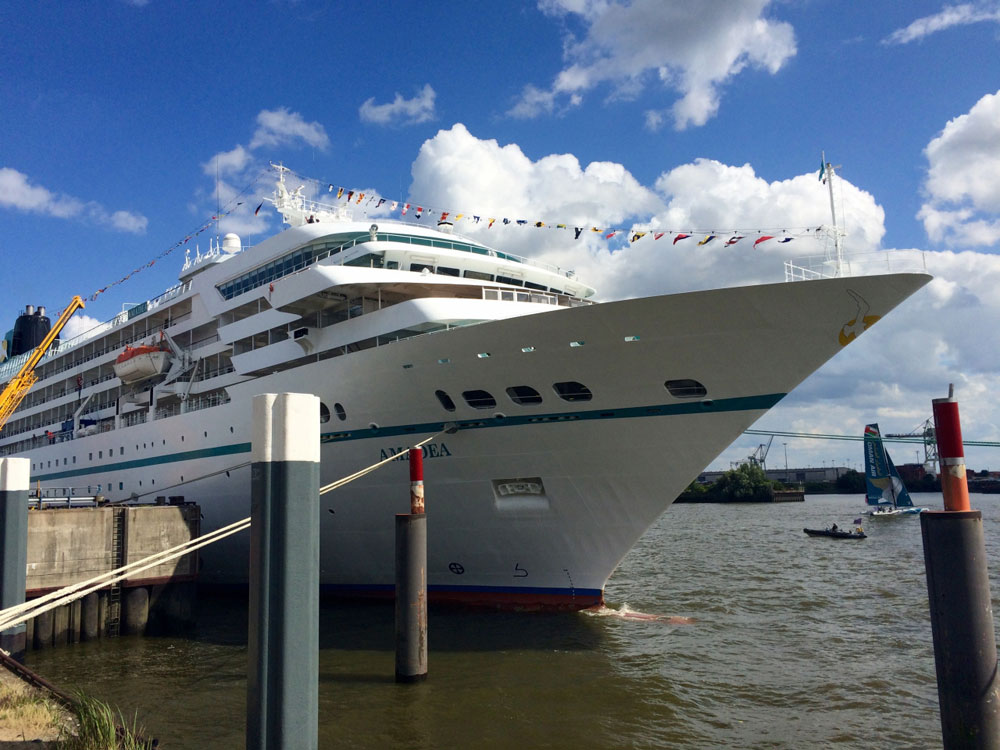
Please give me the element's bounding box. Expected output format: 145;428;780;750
24;493;1000;748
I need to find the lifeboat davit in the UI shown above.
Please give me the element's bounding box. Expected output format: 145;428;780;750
114;343;171;384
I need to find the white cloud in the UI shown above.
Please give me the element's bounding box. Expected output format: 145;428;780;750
0;167;147;234
510;0;797;129
109;210;148;233
883;3;1000;44
405;125;1000;470
249;107;330;151
60;313;107;343
359;84;437;126
918;90;1000;247
202;145;252;176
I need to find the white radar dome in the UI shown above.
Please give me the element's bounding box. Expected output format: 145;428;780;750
222;233;242;254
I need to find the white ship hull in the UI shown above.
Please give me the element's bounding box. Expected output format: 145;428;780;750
19;272;930;608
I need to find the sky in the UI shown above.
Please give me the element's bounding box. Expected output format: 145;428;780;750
2;0;1000;473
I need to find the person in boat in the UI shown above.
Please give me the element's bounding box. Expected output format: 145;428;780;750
831;523;839;532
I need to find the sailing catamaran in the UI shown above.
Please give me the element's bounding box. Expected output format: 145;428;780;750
863;423;927;516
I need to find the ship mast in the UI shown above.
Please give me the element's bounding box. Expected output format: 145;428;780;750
821;151;846;276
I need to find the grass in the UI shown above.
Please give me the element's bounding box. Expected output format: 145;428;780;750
0;675;69;743
62;693;153;750
1;674;153;749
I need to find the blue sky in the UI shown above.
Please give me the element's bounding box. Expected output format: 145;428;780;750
3;0;1000;471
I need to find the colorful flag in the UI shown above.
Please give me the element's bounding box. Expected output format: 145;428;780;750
673;233;690;245
818;161;826;181
779;237;794;243
725;235;744;246
697;235;716;246
254;202;263;216
654;232;664;240
631;232;646;242
754;235;774;248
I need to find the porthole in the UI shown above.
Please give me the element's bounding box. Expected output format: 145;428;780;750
204;431;208;438
119;482;123;490
334;403;346;421
665;379;708;399
463;390;497;409
553;381;592;402
435;390;457;412
506;385;543;405
229;427;234;433
319;402;331;424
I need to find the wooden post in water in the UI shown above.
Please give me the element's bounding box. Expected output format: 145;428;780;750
395;447;427;683
0;457;29;661
246;393;320;750
921;385;1000;748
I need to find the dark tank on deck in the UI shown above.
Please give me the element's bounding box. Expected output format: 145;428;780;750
10;305;55;357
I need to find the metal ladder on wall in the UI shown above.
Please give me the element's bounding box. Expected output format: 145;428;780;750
107;507;126;638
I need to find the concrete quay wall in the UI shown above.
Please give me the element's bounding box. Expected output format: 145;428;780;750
20;503;199;651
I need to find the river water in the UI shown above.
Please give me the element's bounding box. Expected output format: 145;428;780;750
24;493;1000;748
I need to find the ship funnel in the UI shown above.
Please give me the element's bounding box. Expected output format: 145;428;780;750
25;305;34;315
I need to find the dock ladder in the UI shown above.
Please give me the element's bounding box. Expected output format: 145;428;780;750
106;508;126;637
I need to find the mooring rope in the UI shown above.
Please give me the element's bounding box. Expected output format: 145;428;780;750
0;517;250;632
0;428;454;631
318;430;445;495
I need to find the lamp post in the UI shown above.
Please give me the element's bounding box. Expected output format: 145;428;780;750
783;442;788;471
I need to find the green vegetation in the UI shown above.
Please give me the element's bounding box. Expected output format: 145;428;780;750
679;463;786;502
835;469;866;493
1;674;152;750
63;694;152;750
0;675;69;743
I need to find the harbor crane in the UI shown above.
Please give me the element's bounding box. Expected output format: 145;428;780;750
887;418;939;476
0;296;84;432
732;435;774;471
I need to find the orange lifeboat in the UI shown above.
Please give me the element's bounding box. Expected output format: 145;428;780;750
114;342;171;384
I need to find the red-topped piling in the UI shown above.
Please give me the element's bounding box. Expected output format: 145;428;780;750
932;384;971;512
395;447;428;682
409;446;425;514
921;384;1000;748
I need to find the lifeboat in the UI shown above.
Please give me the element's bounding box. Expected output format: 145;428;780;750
114;342;171;384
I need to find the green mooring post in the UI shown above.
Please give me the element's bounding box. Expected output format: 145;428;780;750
246;393;320;750
0;457;29;661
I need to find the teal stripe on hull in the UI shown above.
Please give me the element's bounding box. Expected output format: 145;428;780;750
31;392;785;483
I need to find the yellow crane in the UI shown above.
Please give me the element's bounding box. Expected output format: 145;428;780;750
0;296;85;432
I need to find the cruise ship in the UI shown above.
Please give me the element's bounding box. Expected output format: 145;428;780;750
0;166;930;609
